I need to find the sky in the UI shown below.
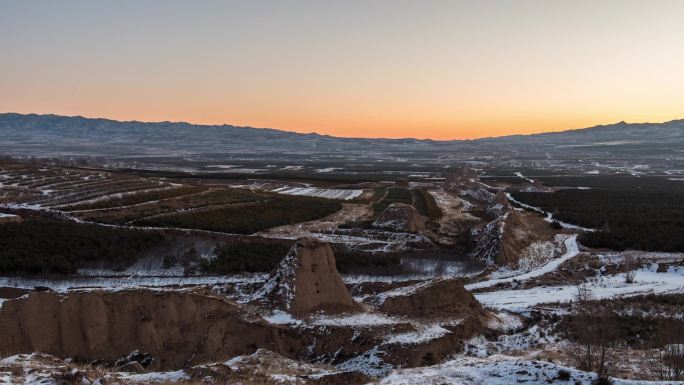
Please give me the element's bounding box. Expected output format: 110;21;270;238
1;0;683;140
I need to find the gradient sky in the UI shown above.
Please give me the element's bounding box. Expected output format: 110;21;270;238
1;0;683;139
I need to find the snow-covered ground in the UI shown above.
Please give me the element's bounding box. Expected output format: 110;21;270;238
316;167;344;173
514;171;535;183
272;186;363;200
375;355;679;385
382;323;453;346
311;312;400;326
476;265;684;312
0;274;266;292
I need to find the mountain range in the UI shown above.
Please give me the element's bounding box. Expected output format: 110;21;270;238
1;113;683;170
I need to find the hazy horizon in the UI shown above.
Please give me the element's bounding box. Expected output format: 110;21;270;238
2;0;683;139
3;111;681;142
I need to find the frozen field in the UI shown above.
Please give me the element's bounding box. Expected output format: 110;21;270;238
272;186;364;200
475;264;684;312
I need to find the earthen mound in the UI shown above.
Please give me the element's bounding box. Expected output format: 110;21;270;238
493;190;511;208
253;237;359;315
0;289;303;370
379;279;485;319
373;203;425;233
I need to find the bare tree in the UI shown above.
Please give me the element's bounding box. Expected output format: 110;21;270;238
624;254;636;284
647;323;684;380
576;283;593;304
569;285;619;381
649;344;684;381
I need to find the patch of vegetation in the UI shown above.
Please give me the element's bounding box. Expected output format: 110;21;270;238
200;241;292;274
558;312;684;349
371;187;387;203
135;195;342;234
0;218;164;274
557;369;571;381
124;168;384;186
373;187;413;216
536;175;684;191
512;189;684;252
333;248;402;275
592;377;614;385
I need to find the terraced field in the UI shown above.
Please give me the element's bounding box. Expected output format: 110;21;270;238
0;161;171;208
0;161;344;235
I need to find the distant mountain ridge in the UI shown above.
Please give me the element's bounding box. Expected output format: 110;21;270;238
2;112;683;142
1;112;683;160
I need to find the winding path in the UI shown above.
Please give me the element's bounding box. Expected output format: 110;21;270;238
465;235;579;291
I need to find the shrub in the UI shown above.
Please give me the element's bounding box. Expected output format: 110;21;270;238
557;369;571;381
591;376;614;385
421;352;436;366
373;187;413;216
200;242;291;274
333;249;402;275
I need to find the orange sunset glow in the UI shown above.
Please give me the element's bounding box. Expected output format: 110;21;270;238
2;1;683;140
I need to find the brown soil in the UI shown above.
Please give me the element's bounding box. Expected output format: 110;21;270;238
0;286;30;299
0;214;22;224
0;289;305;370
493;190;510;208
379;279;486;319
383;315;487;368
372;279;490;368
492;209;558;266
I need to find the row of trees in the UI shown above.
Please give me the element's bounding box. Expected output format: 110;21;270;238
137;195;342;234
513;189;684;252
200;241;291;274
0;218;164;274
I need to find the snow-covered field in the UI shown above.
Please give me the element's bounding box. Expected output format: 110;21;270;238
272;186;363;200
375;355;679;385
476;265;684;312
